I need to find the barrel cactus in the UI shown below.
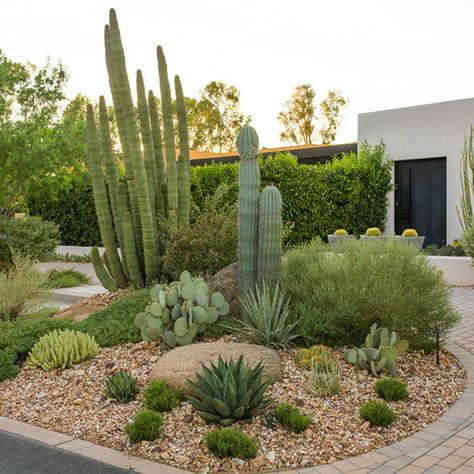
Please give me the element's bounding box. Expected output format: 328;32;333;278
344;323;409;377
402;228;418;237
334;229;348;236
187;354;272;425
365;227;382;237
135;271;229;347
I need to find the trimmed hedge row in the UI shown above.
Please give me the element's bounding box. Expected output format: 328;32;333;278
27;143;392;247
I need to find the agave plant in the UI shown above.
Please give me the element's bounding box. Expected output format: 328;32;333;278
229;282;300;349
187;354;272;426
103;371;137;403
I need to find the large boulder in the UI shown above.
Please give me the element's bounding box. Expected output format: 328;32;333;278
150;341;282;396
209;262;239;319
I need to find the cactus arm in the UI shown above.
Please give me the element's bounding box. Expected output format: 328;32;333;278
86;104;127;288
174;75;191;224
108;9;159;282
91;247;118;292
104;24;143;265
157;46;178;211
136;70;157;220
237;126;260;301
257;185;283;286
118;183;144;288
148;89;167;219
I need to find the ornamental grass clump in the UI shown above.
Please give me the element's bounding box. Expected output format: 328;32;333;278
230;282;300;349
281;238;459;351
187;354;272;426
143;380;182;412
295;345;334;371
275;403;311;433
103;372;137;403
308;359;342;397
125;409;163;443
27;329;100;371
360;400;396;427
374;378;409;401
206;428;258;459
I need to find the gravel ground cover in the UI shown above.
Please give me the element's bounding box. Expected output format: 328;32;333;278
0;339;465;473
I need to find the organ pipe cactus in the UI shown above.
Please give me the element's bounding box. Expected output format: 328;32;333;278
236;126;284;315
86;9;191;289
344;323;409;377
135;271;229;347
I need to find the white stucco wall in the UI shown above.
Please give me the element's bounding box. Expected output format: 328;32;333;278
358;98;474;243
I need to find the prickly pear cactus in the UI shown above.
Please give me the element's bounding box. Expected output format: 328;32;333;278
344;323;409;377
135;271;229;347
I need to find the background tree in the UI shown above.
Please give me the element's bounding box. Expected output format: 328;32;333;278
278;84;347;145
153;81;250;153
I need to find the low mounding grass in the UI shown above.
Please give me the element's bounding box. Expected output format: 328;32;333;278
20;306;60;320
44;269;91;289
75;289;149;347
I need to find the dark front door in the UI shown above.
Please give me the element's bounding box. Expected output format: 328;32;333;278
394;157;446;246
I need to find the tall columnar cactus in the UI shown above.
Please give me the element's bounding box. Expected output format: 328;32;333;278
237;126;260;298
257;185;282;286
86;9;191;290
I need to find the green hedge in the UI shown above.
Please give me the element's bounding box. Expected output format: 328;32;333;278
27;143;392;247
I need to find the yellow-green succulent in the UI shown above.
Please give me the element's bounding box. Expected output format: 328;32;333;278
365;227;382;237
334;229;348;236
402;228;418;237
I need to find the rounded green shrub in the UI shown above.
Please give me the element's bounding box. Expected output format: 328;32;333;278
275;403;311;433
27;329;100;371
0;349;20;381
360;400;396;427
281;238;459;351
206;428;258;459
402;228;418;237
374;378;409;401
103;371;137;403
365;227;382;237
125;409;163;443
143;380;182;412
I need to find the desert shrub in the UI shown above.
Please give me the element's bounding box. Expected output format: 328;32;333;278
230;282;300;349
125;409;163;443
143;380;182;412
360;400;396;427
0;349;20;381
103;372;137;403
374;378;409;401
206;428;258;459
295;345;334;371
0;216;60;263
281;238;459;351
274;403;311;433
187;355;271;425
307;360;341;397
27;329;100;370
163;186;238;279
44;269;90;289
76;290;149;346
461;222;474;259
0;255;48;320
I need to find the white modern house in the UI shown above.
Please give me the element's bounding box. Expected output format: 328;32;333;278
358;98;474;246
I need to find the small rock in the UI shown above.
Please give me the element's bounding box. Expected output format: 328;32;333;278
183;414;193;423
233;458;244;466
37;392;46;399
51;390;60;397
220;461;232;471
252;456;265;468
295;398;305;407
73;398;83;405
159;452;170;460
150;356;159;363
304;428;314;439
105;361;115;369
266;451;276;462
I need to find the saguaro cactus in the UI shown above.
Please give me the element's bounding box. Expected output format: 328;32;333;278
237;126;260;298
86;9;191;290
257;185;283;286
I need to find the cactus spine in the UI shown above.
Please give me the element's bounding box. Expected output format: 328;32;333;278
237;127;284;316
237;126;260;298
86;9;191;289
257;185;282;286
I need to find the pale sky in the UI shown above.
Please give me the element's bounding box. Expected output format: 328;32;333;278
2;0;474;148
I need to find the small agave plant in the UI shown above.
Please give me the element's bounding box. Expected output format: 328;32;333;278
344;323;409;377
135;270;229;347
187;354;272;426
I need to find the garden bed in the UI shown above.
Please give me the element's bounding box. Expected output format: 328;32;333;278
0;337;465;473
